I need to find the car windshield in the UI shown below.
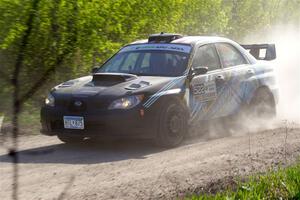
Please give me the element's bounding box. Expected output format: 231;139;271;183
97;45;191;77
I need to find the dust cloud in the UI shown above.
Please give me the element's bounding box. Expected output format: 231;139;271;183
204;23;300;138
243;23;300;124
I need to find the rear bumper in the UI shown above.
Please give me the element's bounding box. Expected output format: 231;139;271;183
40;105;158;139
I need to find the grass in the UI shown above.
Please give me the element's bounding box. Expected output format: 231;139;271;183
1;101;41;135
18;108;41;134
187;163;300;200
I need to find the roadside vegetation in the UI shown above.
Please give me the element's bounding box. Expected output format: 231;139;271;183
187;163;300;200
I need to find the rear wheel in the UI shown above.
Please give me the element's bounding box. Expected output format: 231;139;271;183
155;99;188;147
249;88;276;119
227;88;276;133
57;134;84;144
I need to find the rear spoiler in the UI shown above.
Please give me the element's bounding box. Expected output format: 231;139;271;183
241;44;276;61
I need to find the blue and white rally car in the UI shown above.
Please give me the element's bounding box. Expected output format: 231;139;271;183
41;33;278;147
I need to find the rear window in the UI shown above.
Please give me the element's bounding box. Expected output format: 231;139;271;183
216;43;247;67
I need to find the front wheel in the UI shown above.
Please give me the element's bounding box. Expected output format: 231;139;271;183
155;99;188;147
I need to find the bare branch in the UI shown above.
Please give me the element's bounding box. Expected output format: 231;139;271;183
19;44;74;105
0;69;10;83
19;65;56;104
19;0;78;105
10;1;40;200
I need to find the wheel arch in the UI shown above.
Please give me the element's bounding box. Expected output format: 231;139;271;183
248;85;276;106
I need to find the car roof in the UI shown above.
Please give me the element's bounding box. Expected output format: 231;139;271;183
130;36;233;46
129;34;257;64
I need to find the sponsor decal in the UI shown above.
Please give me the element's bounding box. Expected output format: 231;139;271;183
120;44;192;54
143;69;189;108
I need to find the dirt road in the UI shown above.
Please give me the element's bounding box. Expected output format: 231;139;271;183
1;124;300;200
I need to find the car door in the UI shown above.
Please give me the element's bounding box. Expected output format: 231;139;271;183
214;42;251;116
189;43;227;121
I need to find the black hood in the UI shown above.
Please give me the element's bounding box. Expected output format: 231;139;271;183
52;73;186;100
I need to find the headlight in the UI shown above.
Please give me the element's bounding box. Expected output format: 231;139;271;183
45;93;55;107
108;95;144;110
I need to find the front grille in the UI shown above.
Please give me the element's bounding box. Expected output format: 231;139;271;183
51;120;64;131
68;100;87;112
55;99;69;107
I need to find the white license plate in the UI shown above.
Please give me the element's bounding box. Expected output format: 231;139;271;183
63;116;84;129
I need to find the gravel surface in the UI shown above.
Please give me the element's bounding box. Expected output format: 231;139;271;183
0;123;300;200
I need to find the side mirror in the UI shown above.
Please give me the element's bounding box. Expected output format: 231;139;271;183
91;66;99;74
193;66;208;76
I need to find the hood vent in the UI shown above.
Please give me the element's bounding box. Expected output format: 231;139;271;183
126;81;150;90
92;73;137;86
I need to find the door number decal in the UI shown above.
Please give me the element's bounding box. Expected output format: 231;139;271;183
193;81;217;102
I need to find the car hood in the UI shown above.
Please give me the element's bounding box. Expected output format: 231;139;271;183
52;73;186;100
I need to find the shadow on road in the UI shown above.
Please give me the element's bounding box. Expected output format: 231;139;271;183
0;139;167;164
0;129;229;165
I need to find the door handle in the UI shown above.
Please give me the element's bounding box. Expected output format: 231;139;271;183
246;69;255;77
215;75;225;80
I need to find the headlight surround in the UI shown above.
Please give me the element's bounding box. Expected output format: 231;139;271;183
45;93;55;107
108;95;144;110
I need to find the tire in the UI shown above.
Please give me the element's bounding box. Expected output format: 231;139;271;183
57;134;84;144
155;99;188;147
248;88;276;119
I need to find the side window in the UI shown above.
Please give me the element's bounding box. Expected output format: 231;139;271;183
191;44;221;71
215;43;247;68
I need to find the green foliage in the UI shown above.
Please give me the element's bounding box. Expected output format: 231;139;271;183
178;0;229;35
0;0;299;113
224;0;300;39
187;163;300;200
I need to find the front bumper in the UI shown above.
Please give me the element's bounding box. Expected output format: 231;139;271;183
40;105;158;139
